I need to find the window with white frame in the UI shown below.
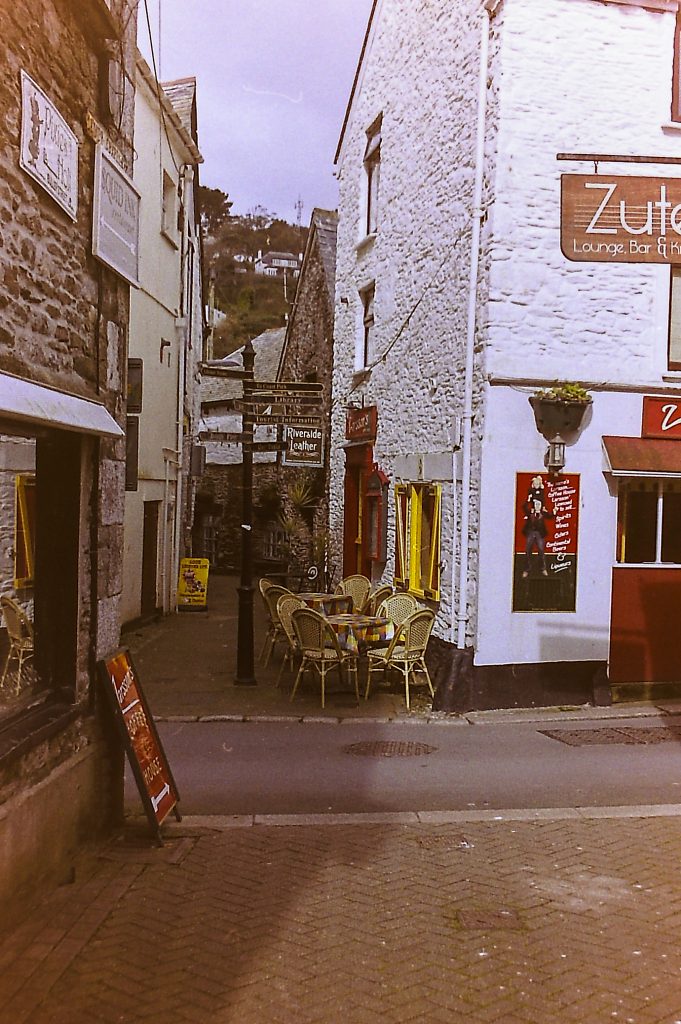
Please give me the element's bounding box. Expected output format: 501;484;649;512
669;266;681;370
363;115;381;237
359;284;375;369
161;170;179;244
617;479;681;564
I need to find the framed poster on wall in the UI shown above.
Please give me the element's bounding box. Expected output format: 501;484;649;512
512;472;580;613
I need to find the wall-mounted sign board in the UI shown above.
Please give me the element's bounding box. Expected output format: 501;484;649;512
19;71;78;221
642;395;681;439
283;424;325;466
561;174;681;265
98;648;180;845
93;144;140;287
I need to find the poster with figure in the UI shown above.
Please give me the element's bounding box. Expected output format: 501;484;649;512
512;473;580;613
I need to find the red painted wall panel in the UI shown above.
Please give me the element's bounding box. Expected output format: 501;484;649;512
609;567;681;682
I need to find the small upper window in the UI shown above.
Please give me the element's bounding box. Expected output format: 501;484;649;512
668;266;681;370
360;284;375;369
363;115;381;237
673;11;681;122
162;171;179;244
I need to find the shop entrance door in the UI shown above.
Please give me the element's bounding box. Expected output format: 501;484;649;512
343;444;372;578
609;479;681;681
141;500;160;618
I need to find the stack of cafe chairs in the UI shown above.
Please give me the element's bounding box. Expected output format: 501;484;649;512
365;608;436;710
275;592;305;686
0;595;34;694
376;592;419;627
364;583;393;615
260;582;293;667
289;606;359;710
334;574;371;613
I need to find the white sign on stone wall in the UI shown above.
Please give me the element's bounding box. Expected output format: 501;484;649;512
93;145;140;287
19;71;78;221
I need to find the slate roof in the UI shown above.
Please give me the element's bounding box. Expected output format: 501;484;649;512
201;327;286;406
161;77;197;140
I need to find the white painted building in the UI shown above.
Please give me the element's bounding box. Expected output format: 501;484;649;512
121;55;204;624
331;0;681;708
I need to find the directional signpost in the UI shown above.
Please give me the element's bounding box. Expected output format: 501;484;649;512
200;364;325;686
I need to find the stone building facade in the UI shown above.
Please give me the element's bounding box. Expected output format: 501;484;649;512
0;0;138;907
331;0;681;709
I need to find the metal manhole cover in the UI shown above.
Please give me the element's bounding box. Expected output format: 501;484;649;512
540;726;681;747
342;740;437;757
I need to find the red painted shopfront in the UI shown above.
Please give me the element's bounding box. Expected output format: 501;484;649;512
342;406;377;577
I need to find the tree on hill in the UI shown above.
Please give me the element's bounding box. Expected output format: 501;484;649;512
198;185;233;237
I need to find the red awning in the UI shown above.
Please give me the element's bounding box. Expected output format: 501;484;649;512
602;435;681;477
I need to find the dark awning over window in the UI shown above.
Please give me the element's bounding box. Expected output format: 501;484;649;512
602;435;681;477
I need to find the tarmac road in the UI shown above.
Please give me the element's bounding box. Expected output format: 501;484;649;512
129;714;681;817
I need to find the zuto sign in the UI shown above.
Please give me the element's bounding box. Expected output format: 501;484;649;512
561;174;681;265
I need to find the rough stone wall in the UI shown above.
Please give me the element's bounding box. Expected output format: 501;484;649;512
486;0;679;384
331;0;490;639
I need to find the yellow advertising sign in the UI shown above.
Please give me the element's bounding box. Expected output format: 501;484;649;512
177;558;209;609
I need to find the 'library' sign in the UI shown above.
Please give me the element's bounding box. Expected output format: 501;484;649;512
561;174;681;265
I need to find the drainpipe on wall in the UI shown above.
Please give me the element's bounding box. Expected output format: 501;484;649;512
455;3;492;649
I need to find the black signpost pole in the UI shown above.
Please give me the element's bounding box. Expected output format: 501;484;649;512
235;338;257;685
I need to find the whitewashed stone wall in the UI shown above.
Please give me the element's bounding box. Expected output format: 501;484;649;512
331;0;488;640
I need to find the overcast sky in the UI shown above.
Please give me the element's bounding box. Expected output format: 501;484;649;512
138;0;374;224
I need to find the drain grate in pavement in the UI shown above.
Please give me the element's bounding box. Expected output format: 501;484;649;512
540;725;681;747
456;908;523;930
342;740;437;757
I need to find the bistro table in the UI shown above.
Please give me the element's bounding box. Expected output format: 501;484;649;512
297;592;353;616
325;613;394;655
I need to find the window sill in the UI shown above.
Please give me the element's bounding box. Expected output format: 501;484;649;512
0;698;81;769
661;121;681;134
161;228;180;250
355;233;377;256
662;372;681;380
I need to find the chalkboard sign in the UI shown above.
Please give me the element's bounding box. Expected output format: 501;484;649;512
98;648;180;844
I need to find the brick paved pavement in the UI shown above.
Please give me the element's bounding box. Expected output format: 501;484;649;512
2;809;681;1023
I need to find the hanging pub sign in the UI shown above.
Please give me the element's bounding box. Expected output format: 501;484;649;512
642;395;681;440
19;71;78;221
512;472;580;613
283;424;324;466
346;405;377;443
97;649;180;844
93;144;140;287
561;174;681;265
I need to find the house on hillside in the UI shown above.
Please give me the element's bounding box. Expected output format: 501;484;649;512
121;60;204;626
0;0;138;906
254;251;302;279
196;327;285;572
331;0;681;710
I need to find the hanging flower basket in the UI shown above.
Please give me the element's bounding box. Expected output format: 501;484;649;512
529;384;592;438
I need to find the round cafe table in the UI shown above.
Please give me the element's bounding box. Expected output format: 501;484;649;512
297;592;353;616
325;613;394;655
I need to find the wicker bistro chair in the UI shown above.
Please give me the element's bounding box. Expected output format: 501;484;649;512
0;596;34;694
364;583;393;616
289;607;359;710
376;592;419;626
276;593;305;686
261;584;293;667
365;609;436;710
334;574;372;613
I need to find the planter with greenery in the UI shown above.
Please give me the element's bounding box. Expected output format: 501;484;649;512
529;382;592;438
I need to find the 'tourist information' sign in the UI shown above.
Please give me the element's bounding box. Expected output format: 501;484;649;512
98;649;180;843
561;174;681;265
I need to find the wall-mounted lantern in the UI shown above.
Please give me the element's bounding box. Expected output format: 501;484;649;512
544;433;566;474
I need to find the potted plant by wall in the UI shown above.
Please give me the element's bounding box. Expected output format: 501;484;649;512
529;382;592;438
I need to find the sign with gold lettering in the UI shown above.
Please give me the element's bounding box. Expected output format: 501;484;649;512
19;71;78;221
561;174;681;265
98;648;180;843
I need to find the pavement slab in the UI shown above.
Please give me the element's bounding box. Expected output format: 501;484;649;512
2;814;681;1022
